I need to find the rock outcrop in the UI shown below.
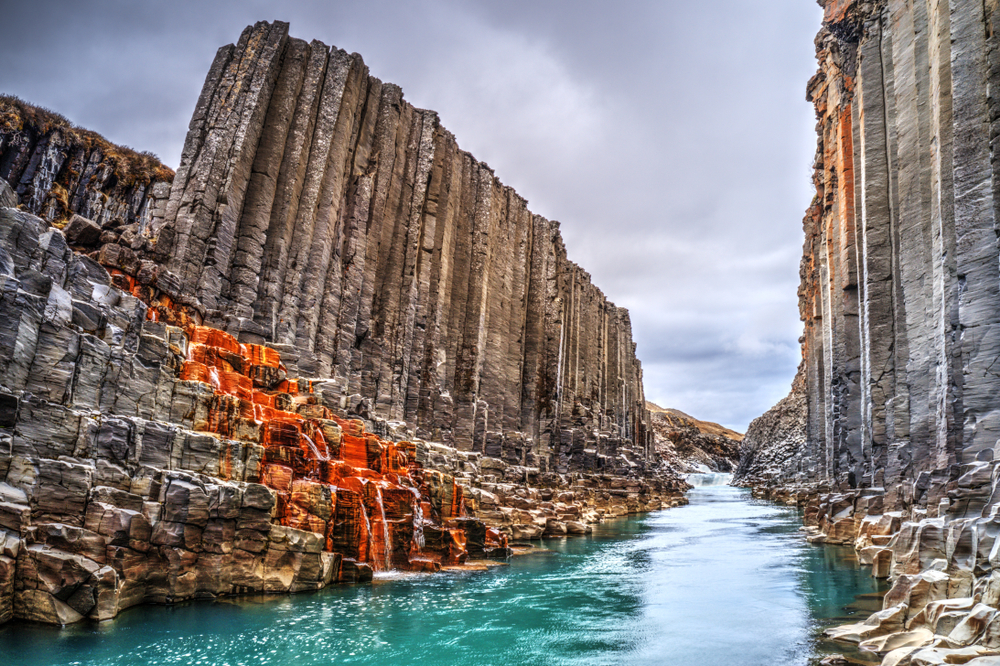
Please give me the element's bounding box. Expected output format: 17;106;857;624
732;364;807;486
0;95;173;232
741;2;1000;663
647;403;741;474
0;21;683;626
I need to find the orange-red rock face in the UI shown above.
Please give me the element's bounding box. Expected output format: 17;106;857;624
162;321;498;573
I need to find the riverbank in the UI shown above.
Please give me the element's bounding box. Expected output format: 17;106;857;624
0;179;690;627
744;482;1000;666
0;486;885;666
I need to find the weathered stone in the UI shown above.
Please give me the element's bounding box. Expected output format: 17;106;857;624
63;215;102;247
14;589;84;625
0;22;691;629
824;603;907;643
0;177;17;209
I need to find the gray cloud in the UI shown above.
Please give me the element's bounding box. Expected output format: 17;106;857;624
0;0;822;431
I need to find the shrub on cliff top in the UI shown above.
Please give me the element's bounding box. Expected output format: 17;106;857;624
0;94;175;186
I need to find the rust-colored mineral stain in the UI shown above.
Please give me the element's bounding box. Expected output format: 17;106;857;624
822;0;853;25
155;316;491;574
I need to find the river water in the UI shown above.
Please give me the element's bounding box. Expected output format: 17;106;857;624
0;485;886;666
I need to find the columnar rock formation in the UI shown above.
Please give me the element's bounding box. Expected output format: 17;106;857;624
753;0;1000;505
147;21;652;473
0;194;511;625
740;2;1000;662
0;22;681;627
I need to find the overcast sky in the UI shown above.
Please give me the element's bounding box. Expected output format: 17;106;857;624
0;0;822;432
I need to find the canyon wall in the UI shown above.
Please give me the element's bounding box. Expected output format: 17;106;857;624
739;3;1000;661
147;21;652;474
647;403;742;474
0;21;679;626
747;0;1000;509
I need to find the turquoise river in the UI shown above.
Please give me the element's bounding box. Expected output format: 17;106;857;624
0;484;887;665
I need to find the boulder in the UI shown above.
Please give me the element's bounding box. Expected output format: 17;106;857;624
63;215;102;247
824;603;907;643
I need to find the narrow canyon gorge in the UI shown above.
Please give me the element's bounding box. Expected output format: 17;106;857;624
17;3;1000;665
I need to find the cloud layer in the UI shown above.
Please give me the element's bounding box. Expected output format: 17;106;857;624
0;0;822;431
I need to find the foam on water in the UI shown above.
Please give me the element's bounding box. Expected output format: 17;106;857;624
685;472;734;486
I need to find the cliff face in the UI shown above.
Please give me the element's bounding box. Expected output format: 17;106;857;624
769;0;1000;508
732;364;807;486
0;95;173;232
147;22;652;474
0;21;678;627
739;3;1000;660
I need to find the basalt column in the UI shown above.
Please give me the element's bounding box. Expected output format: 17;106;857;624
768;0;1000;509
151;21;653;475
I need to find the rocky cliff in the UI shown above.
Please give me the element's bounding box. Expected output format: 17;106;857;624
0;95;173;232
0;21;681;627
775;0;1000;509
732;364;807;486
741;1;1000;663
147;22;653;472
647;403;741;474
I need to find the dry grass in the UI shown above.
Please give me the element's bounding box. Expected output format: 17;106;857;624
0;94;174;187
646;401;744;441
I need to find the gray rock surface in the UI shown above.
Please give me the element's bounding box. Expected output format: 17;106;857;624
732;364;807;486
0;98;173;232
148;21;653;476
753;0;1000;509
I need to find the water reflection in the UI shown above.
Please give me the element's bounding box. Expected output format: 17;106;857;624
0;487;884;666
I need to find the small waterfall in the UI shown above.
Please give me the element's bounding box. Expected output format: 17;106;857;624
685;472;734;487
301;433;326;461
375;486;392;571
411;488;425;550
359;500;377;570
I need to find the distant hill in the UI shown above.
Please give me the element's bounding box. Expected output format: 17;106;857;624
646;402;744;442
646;402;743;474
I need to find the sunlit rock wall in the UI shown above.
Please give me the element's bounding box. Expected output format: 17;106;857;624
145;21;652;473
781;0;1000;509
